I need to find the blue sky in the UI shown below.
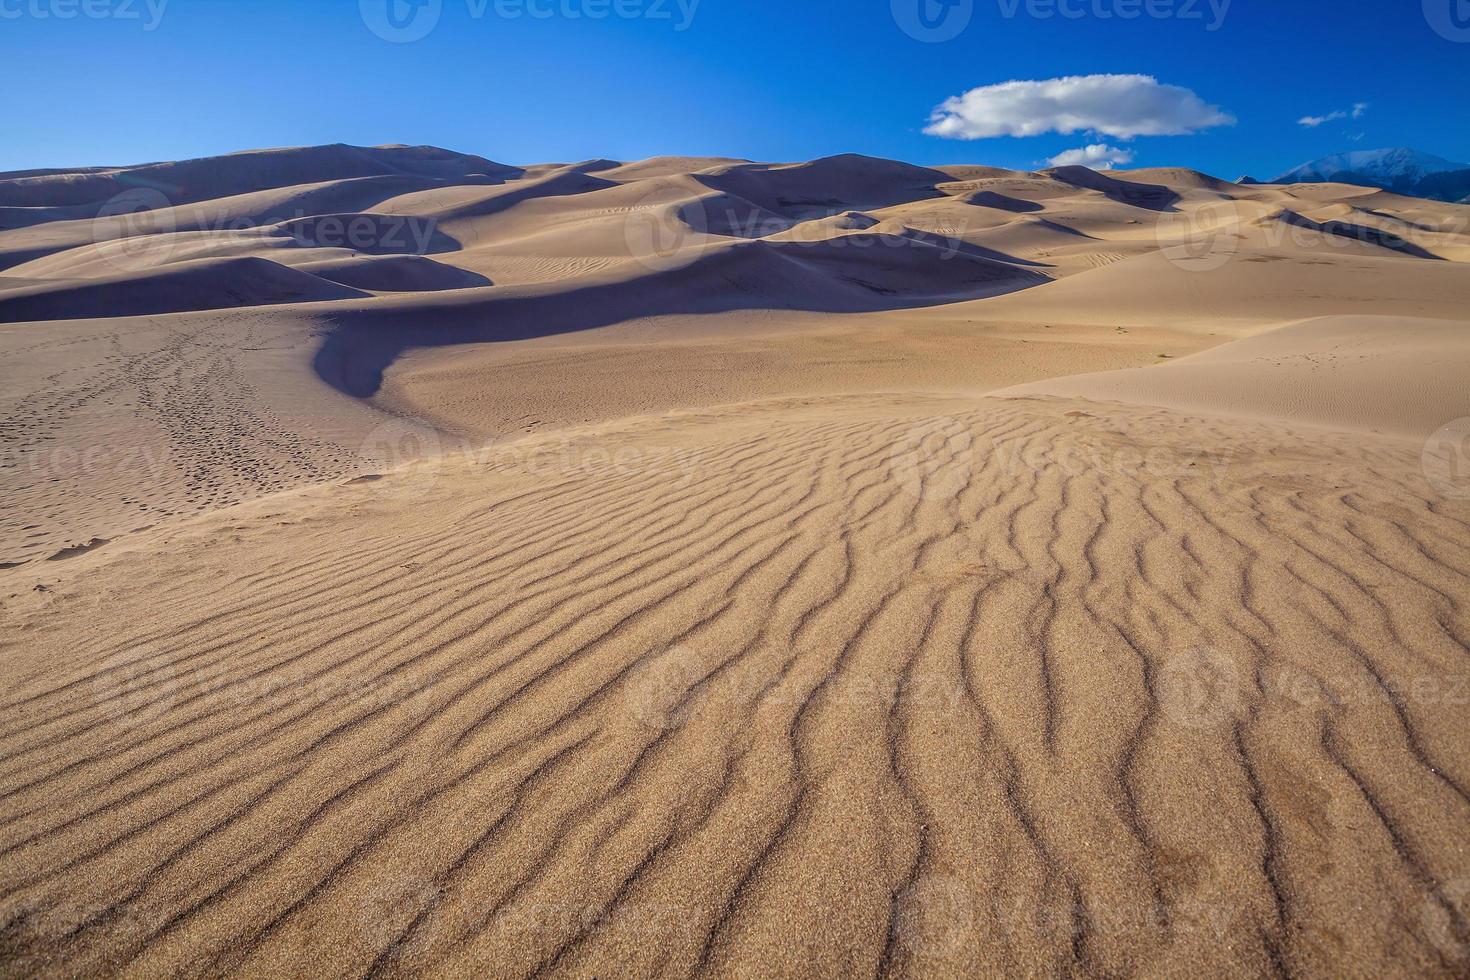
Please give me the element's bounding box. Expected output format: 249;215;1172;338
4;0;1467;178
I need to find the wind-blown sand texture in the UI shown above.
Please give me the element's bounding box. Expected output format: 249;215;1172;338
2;145;1470;977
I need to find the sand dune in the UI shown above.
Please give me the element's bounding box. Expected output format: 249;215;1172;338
0;144;515;210
0;257;369;323
1002;315;1470;438
2;145;1470;977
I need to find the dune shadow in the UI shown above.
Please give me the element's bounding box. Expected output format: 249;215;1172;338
312;238;1051;398
964;191;1044;213
1320;220;1441;259
1044;166;1181;212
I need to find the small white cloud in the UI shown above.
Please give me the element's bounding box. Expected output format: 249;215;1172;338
924;74;1234;141
1047;144;1137;169
1299;102;1368;127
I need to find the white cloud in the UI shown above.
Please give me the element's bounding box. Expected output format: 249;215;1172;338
1298;111;1345;128
1047;144;1137;169
924;75;1234;141
1299;102;1368;127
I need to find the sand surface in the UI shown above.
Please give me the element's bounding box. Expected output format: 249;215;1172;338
2;145;1470;977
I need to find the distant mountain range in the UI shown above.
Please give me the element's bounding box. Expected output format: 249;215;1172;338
1249;148;1470;204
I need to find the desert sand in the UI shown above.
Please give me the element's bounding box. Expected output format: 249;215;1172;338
2;145;1469;977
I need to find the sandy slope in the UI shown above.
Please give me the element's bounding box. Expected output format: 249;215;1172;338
2;145;1470;977
1002;315;1470;439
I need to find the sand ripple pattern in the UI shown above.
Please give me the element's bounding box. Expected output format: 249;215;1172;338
1;395;1469;978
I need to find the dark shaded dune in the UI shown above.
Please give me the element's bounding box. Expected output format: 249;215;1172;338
272;213;461;255
695;154;952;218
411;171;618;224
1318;220;1442;259
0;144;520;209
679;192;795;238
0;174;498;274
311;237;1048;396
963;190;1044;213
1256;208;1442;259
0;256;369;322
559;159;623;174
1041;166;1181;212
0;205;101;233
297;255;493;292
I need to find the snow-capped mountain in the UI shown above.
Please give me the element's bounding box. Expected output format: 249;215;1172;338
1271;148;1470;203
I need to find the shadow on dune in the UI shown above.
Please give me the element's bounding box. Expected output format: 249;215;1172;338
1043;166;1182;212
693;155;954;219
1265;209;1443;259
964;191;1045;213
312;237;1050;397
1319;220;1442;259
